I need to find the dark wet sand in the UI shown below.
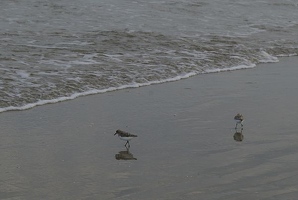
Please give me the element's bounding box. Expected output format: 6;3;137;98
1;57;298;199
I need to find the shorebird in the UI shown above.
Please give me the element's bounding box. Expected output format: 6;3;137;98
114;129;137;148
234;113;244;129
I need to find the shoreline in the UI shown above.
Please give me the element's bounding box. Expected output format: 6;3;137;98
1;56;298;199
0;57;262;114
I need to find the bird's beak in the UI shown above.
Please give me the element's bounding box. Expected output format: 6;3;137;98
114;133;117;135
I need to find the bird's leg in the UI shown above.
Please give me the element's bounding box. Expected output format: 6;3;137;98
235;123;238;129
125;141;128;148
127;141;130;148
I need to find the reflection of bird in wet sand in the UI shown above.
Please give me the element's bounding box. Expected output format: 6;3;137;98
233;128;244;142
234;113;244;129
114;129;137;148
115;149;137;160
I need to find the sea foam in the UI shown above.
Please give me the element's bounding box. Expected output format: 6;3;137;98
0;62;261;113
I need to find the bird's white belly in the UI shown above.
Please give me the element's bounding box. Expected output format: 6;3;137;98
119;136;133;141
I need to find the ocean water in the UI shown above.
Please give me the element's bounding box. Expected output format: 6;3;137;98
1;0;298;112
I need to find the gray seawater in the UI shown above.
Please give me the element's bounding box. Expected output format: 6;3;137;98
1;0;298;112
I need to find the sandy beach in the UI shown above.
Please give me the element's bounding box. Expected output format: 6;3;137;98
1;56;298;200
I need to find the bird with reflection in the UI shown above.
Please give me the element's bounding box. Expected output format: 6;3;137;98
234;113;244;129
114;129;137;148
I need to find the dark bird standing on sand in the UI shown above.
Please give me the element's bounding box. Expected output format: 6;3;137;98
234;113;244;129
114;129;138;148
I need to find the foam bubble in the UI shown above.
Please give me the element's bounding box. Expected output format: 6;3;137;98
258;51;279;63
16;70;30;79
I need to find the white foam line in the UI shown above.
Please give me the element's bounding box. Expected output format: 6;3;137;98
276;53;297;57
0;63;264;113
205;63;256;73
0;72;197;113
14;44;69;50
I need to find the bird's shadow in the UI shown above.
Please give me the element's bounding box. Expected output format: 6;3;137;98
115;146;137;160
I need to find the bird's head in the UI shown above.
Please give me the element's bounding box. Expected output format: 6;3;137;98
114;130;120;136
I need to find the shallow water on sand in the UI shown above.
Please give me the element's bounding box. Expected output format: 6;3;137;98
1;58;298;199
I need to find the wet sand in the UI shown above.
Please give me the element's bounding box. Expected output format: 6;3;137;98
1;57;298;199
